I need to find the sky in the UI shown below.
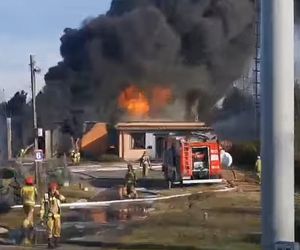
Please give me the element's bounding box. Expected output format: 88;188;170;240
0;0;112;100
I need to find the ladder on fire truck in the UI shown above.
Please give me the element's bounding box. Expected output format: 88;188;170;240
182;143;192;177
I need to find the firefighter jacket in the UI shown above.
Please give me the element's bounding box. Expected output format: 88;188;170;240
140;155;151;167
40;193;65;220
21;185;37;206
125;171;137;186
255;159;262;173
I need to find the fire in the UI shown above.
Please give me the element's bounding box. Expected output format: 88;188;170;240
118;85;173;117
151;86;172;110
118;85;150;116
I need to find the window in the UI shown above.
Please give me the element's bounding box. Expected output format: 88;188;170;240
130;133;145;149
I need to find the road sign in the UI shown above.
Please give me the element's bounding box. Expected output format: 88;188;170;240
37;128;43;137
35;149;44;162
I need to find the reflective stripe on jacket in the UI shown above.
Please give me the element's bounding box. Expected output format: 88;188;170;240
21;185;37;206
255;159;262;173
40;193;65;219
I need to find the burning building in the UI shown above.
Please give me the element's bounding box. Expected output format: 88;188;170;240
118;85;173;118
35;0;255;136
116;121;212;161
10;0;258;159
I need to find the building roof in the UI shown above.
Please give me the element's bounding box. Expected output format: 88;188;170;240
115;121;212;132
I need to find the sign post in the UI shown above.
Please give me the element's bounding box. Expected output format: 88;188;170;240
35;149;44;162
34;149;44;190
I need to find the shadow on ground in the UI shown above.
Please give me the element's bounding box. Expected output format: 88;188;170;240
65;241;216;250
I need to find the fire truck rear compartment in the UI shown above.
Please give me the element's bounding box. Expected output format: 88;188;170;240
191;147;209;179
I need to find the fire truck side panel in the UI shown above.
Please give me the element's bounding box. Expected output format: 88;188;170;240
208;143;222;177
180;143;192;177
162;134;224;186
180;142;222;179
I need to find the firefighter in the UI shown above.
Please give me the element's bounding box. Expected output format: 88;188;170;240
140;151;151;177
70;137;81;165
40;182;65;249
255;156;262;184
70;149;80;165
17;148;26;164
21;176;38;229
75;150;81;164
20;148;25;158
124;164;137;199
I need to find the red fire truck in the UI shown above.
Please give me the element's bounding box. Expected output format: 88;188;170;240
162;132;231;187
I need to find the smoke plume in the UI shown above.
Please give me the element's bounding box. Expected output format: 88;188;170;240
38;0;255;131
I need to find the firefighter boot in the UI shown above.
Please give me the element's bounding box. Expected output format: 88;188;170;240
54;237;60;248
142;165;148;177
22;227;33;246
48;238;55;249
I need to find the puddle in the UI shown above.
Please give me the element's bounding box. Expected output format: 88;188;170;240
91;186;159;202
63;202;152;228
2;185;158;246
5;202;154;246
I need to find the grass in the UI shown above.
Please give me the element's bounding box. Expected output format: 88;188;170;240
118;191;261;250
1;169;299;249
1;179;261;250
60;184;97;203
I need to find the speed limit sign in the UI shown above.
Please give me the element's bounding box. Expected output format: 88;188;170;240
35;149;44;162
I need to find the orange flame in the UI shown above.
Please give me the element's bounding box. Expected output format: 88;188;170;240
151;86;172;110
118;85;150;117
118;85;173;117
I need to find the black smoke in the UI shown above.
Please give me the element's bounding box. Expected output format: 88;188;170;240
39;0;255;131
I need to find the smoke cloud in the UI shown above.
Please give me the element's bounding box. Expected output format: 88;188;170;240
37;0;255;131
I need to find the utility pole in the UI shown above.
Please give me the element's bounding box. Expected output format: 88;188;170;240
30;55;38;151
6;117;12;160
261;0;297;249
30;55;41;188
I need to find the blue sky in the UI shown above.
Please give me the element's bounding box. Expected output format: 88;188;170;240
0;0;112;99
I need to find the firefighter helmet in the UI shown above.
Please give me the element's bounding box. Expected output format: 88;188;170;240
49;182;58;191
25;176;34;185
127;163;133;170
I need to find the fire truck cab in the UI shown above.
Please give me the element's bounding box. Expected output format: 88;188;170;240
162;132;228;187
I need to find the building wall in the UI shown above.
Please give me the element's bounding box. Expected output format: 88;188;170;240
145;133;156;159
119;132;156;161
81;123;108;157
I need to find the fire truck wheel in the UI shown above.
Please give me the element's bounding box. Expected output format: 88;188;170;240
168;172;177;189
179;180;183;188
